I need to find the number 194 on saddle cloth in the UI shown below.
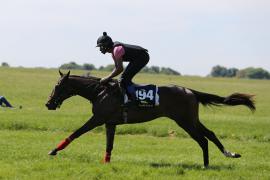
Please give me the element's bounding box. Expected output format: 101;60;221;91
124;84;159;107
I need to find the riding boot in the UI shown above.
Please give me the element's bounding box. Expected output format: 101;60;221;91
122;91;138;108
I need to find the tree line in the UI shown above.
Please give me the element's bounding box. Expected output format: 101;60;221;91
59;61;181;75
1;61;269;79
210;65;270;80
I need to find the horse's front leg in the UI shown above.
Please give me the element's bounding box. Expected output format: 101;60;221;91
48;115;104;156
103;124;116;163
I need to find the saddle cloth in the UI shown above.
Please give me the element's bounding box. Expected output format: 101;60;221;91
124;84;159;107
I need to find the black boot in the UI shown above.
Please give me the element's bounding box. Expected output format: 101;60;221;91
125;92;138;107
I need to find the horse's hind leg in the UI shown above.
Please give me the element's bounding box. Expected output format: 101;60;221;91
174;119;209;167
198;122;224;153
188;128;209;167
198;122;241;158
185;125;209;167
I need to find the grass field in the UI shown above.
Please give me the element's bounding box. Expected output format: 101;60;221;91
0;67;269;179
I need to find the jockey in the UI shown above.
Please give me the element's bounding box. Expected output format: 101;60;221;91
97;32;149;103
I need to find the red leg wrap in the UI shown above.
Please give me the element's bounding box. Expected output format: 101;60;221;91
103;152;111;163
57;138;71;151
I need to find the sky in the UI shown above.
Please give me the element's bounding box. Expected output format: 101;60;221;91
0;0;269;76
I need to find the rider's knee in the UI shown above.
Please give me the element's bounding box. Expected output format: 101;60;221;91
119;78;131;89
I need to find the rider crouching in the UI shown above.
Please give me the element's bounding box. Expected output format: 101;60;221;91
96;32;149;105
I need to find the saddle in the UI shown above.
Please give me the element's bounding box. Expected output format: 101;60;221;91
124;84;159;108
97;81;159;108
99;82;159;123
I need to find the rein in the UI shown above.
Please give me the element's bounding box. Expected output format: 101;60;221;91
69;75;119;103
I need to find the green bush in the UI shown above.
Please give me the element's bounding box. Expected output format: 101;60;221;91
59;62;96;70
210;65;270;80
1;62;10;67
236;67;270;79
59;61;83;70
210;65;238;77
142;66;180;75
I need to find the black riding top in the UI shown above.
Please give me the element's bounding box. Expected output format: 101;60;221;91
113;41;148;62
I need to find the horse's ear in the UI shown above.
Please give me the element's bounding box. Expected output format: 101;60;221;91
62;70;70;82
59;70;63;77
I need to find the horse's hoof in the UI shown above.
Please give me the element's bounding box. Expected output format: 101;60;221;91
102;157;111;164
234;153;241;158
102;158;111;163
102;160;110;164
48;149;57;156
224;150;241;158
202;165;209;170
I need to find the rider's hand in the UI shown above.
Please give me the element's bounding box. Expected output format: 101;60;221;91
100;77;110;84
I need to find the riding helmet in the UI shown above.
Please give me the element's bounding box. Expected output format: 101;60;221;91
96;32;113;52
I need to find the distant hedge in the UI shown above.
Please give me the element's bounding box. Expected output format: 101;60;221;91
59;62;96;70
210;65;270;80
59;62;181;76
1;62;10;67
236;67;270;79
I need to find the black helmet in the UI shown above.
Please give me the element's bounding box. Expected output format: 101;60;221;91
96;32;113;49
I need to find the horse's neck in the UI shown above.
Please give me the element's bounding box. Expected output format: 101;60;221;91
70;76;102;102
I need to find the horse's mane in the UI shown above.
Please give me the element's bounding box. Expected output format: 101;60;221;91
69;75;101;81
69;75;118;87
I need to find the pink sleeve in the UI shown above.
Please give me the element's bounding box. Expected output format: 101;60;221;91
113;46;125;60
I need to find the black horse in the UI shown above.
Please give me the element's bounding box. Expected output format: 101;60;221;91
46;71;255;167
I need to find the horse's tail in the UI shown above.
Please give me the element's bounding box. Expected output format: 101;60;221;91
190;89;256;112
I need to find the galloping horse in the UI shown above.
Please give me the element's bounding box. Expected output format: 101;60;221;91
46;71;255;167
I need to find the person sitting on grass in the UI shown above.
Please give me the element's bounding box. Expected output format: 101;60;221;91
0;95;13;108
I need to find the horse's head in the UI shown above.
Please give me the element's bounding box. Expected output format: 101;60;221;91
46;70;74;110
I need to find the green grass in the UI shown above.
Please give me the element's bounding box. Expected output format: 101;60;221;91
0;131;269;180
0;67;270;179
